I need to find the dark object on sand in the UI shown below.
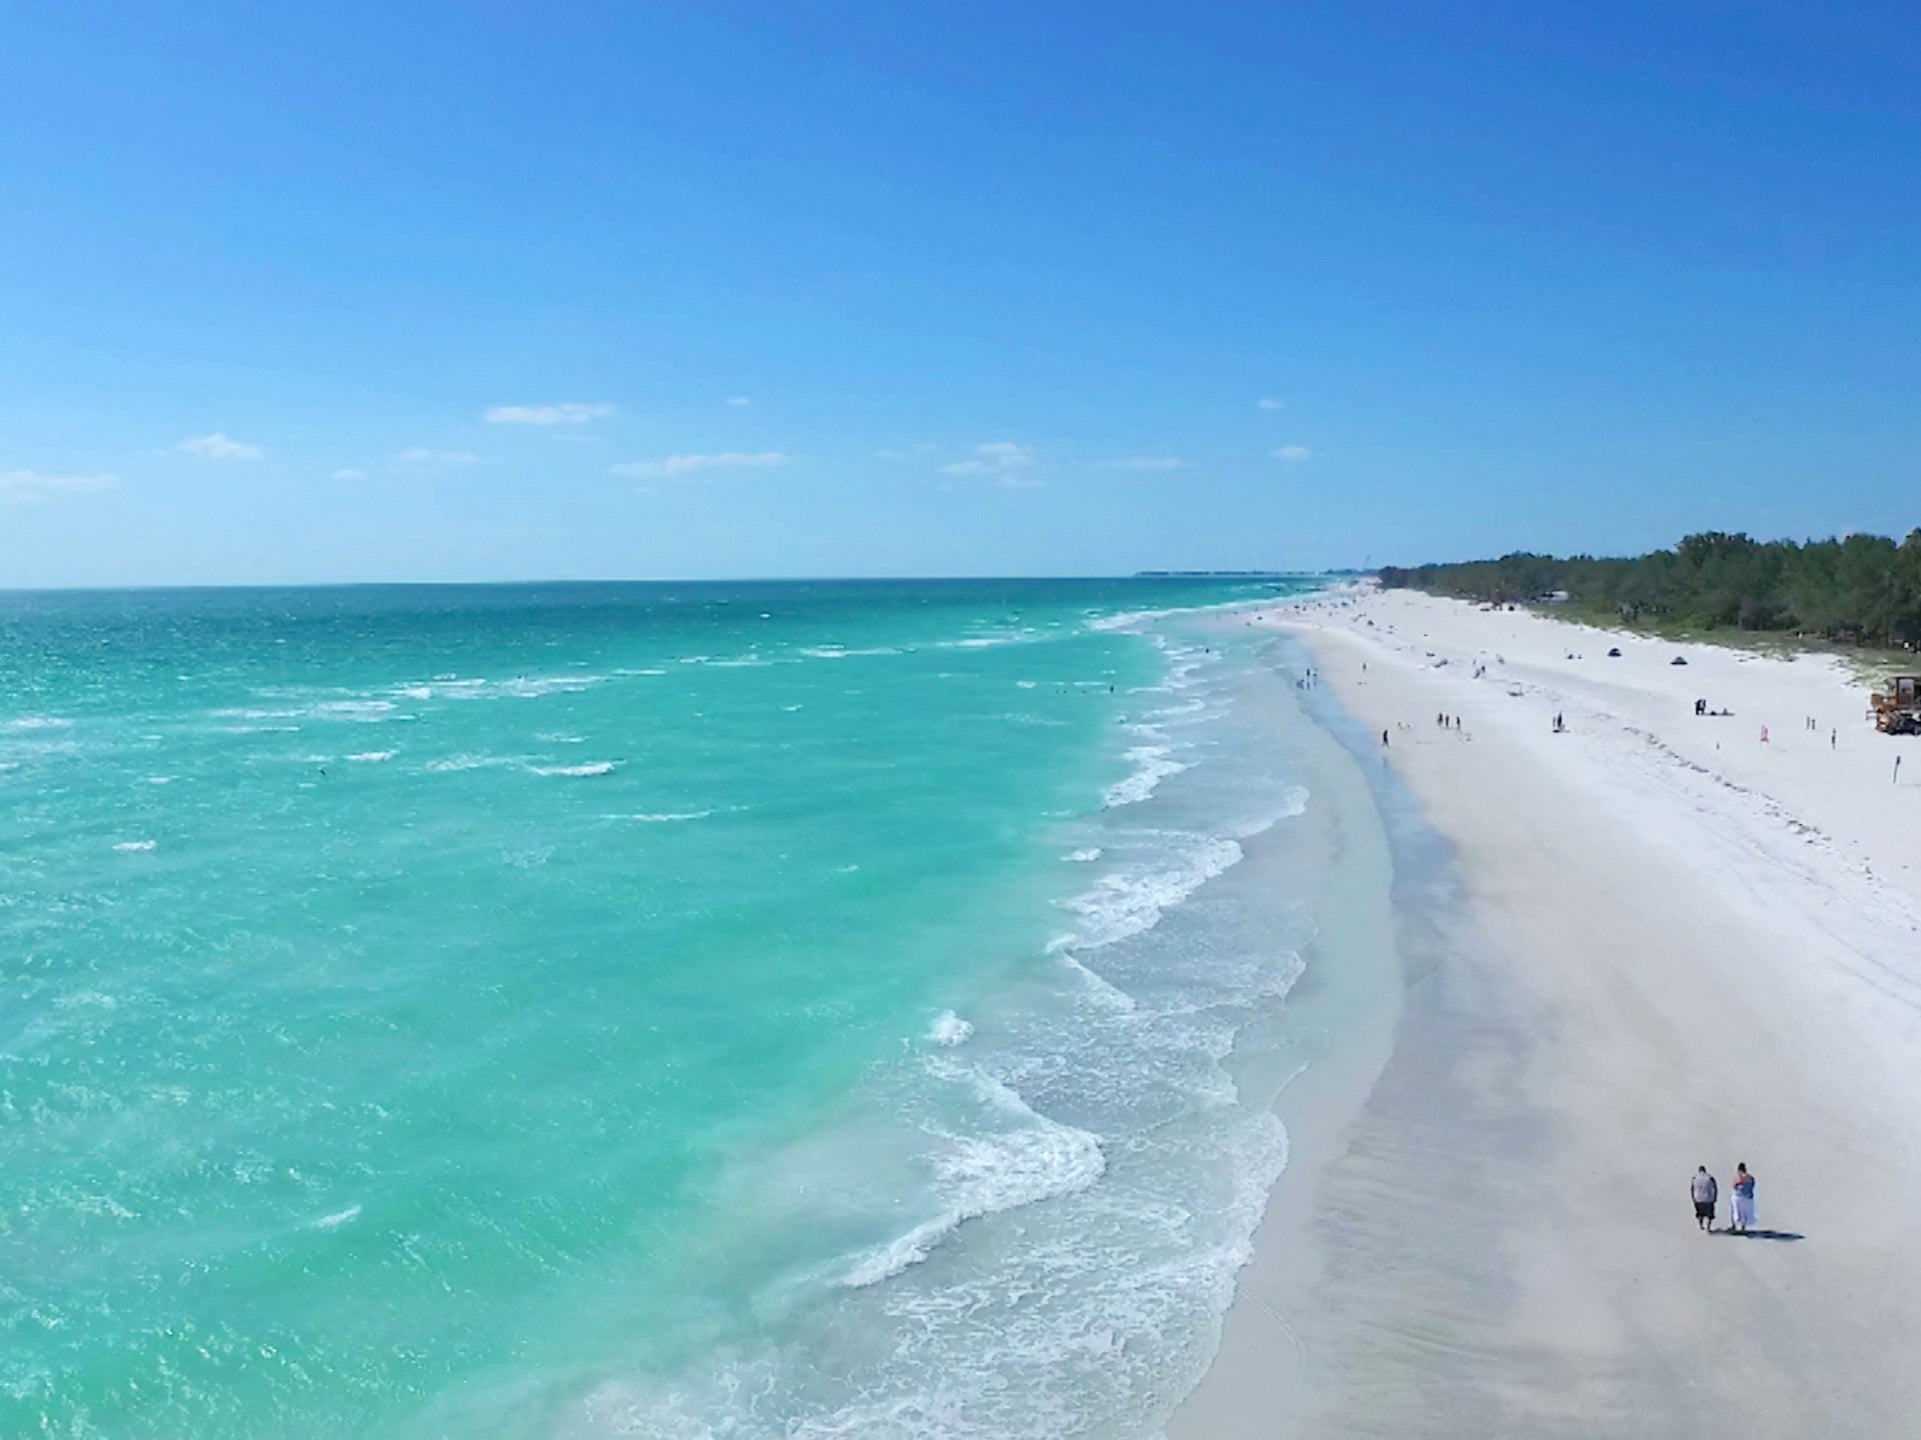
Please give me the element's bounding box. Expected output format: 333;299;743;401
1670;656;1689;666
1871;676;1920;735
1607;647;1622;658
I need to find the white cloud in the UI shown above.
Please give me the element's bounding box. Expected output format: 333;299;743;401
179;432;263;461
1256;398;1285;411
940;441;1035;477
394;448;484;465
331;468;367;480
1099;456;1187;471
1271;445;1314;462
484;402;615;425
611;451;792;478
724;396;752;408
0;469;114;501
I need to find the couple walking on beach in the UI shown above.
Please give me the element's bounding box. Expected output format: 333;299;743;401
1691;1164;1757;1233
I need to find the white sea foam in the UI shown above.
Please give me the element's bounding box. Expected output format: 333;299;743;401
927;1011;974;1047
425;754;514;773
1065;847;1102;862
210;707;303;721
8;715;73;730
839;1064;1104;1288
799;644;903;660
1085;595;1274;633
346;750;396;763
1102;743;1190;808
1058;836;1244;953
529;761;618;777
1268;784;1311;828
1148;696;1208;722
428;679;490;699
313;700;396;721
995;711;1070;728
502;674;604;698
146;776;173;785
309;1205;361;1229
926;624;1049;653
112;840;156;853
53;989;118;1009
607;810;713;823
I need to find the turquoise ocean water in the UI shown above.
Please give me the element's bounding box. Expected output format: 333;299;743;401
2;578;1323;1439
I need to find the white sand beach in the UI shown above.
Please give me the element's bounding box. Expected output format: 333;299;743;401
1174;586;1921;1438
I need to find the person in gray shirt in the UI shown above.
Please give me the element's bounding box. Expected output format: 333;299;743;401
1691;1166;1718;1232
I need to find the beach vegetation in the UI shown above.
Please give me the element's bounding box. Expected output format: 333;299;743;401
1380;529;1921;653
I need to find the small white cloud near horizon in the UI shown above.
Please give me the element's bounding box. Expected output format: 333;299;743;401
612;451;792;478
1271;445;1314;462
940;442;1037;483
484;403;614;425
1099;456;1188;471
1256;398;1285;411
394;447;484;465
331;468;367;481
724;396;752;408
0;469;114;501
179;433;263;461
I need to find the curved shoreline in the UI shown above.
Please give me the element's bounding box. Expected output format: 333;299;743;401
1173;587;1921;1438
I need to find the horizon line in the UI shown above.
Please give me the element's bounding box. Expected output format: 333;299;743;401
0;570;1356;597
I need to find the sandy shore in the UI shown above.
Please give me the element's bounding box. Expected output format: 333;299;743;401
1172;586;1921;1438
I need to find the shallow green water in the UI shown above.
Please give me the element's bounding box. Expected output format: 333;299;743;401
0;577;1316;1438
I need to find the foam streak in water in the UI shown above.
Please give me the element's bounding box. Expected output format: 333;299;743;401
838;1063;1105;1288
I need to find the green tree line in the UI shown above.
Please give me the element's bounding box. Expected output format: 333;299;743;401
1378;530;1921;649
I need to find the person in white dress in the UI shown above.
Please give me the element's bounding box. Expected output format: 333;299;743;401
1729;1162;1757;1233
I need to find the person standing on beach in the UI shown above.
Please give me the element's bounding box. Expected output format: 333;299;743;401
1730;1163;1757;1233
1691;1166;1719;1232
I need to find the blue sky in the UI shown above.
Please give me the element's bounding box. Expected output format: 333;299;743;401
3;1;1918;585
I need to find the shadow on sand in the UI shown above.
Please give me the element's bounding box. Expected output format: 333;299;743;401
1717;1228;1804;1242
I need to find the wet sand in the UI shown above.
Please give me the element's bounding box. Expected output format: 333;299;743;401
1172;589;1921;1438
